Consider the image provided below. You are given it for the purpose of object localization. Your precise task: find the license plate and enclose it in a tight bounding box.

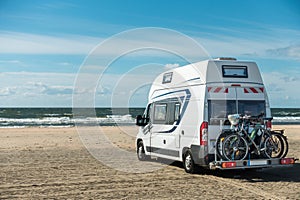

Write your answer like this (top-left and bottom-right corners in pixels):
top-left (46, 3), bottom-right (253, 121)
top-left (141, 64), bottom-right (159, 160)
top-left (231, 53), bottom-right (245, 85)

top-left (250, 160), bottom-right (268, 166)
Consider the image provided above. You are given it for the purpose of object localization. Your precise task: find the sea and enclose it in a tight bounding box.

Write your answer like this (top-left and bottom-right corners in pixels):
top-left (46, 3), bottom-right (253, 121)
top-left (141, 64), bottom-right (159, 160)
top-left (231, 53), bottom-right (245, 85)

top-left (0, 108), bottom-right (299, 128)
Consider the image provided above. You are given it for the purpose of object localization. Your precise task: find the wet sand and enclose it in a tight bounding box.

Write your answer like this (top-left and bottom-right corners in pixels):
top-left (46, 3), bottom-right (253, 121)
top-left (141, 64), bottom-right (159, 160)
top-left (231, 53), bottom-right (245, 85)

top-left (0, 125), bottom-right (299, 199)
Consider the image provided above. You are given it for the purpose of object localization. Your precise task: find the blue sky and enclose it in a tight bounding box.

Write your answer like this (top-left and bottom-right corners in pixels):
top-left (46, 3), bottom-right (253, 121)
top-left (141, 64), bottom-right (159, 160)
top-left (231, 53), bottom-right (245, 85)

top-left (0, 0), bottom-right (299, 107)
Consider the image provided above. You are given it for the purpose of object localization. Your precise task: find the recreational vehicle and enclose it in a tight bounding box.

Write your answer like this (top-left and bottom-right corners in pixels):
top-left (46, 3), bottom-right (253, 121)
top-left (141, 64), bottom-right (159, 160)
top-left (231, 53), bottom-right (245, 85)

top-left (136, 58), bottom-right (295, 173)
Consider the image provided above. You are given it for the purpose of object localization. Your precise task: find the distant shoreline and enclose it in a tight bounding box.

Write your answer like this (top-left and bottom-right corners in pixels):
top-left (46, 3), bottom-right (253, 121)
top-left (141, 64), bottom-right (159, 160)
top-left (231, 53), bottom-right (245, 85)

top-left (0, 107), bottom-right (299, 128)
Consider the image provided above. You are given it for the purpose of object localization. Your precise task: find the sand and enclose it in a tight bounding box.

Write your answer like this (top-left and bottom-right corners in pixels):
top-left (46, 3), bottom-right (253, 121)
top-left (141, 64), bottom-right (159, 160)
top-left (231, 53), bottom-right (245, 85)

top-left (0, 125), bottom-right (299, 199)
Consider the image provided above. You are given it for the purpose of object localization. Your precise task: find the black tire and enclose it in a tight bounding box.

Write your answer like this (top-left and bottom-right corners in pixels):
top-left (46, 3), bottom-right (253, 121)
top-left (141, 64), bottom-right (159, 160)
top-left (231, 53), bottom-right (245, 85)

top-left (137, 141), bottom-right (149, 161)
top-left (222, 134), bottom-right (249, 161)
top-left (216, 130), bottom-right (232, 160)
top-left (263, 132), bottom-right (288, 159)
top-left (272, 132), bottom-right (289, 158)
top-left (183, 150), bottom-right (196, 173)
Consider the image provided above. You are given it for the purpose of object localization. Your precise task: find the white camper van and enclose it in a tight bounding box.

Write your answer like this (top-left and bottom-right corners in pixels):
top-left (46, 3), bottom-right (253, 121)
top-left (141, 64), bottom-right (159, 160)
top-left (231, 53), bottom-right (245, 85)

top-left (136, 58), bottom-right (295, 173)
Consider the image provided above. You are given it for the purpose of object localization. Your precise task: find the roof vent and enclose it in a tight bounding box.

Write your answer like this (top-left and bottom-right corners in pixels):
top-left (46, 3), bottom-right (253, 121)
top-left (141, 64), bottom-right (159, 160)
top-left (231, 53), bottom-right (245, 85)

top-left (215, 57), bottom-right (237, 61)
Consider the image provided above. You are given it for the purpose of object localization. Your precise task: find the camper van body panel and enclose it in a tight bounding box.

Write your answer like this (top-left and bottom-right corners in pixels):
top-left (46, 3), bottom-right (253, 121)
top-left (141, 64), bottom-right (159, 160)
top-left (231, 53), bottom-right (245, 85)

top-left (136, 59), bottom-right (272, 167)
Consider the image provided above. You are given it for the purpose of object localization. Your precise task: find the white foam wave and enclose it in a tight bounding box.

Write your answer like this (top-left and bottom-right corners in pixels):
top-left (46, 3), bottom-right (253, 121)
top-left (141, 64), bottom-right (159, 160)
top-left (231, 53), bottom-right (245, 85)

top-left (273, 116), bottom-right (300, 123)
top-left (0, 114), bottom-right (136, 127)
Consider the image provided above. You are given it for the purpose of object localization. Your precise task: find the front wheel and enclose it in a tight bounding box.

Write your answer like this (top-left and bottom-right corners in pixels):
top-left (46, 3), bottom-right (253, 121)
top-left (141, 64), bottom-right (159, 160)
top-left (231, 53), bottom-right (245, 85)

top-left (137, 141), bottom-right (149, 161)
top-left (183, 150), bottom-right (196, 173)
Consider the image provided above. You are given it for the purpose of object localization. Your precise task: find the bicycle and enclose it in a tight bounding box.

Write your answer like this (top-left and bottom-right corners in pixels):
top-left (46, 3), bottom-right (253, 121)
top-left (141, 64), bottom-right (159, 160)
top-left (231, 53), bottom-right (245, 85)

top-left (216, 114), bottom-right (288, 161)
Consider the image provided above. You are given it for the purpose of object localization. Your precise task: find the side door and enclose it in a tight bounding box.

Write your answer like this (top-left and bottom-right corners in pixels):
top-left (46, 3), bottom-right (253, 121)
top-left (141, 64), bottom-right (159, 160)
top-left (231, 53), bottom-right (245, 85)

top-left (149, 101), bottom-right (181, 158)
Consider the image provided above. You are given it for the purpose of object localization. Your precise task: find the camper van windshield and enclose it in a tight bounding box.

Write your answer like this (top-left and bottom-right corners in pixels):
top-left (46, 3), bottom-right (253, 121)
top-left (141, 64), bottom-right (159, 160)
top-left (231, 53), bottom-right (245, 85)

top-left (208, 100), bottom-right (265, 125)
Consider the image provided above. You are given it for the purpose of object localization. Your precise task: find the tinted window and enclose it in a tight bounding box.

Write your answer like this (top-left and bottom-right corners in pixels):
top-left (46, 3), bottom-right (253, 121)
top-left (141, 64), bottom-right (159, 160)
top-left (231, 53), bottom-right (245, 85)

top-left (154, 104), bottom-right (167, 124)
top-left (208, 100), bottom-right (236, 125)
top-left (144, 103), bottom-right (153, 124)
top-left (222, 65), bottom-right (248, 78)
top-left (174, 103), bottom-right (181, 122)
top-left (152, 98), bottom-right (181, 125)
top-left (208, 100), bottom-right (266, 125)
top-left (238, 100), bottom-right (265, 116)
top-left (162, 72), bottom-right (173, 84)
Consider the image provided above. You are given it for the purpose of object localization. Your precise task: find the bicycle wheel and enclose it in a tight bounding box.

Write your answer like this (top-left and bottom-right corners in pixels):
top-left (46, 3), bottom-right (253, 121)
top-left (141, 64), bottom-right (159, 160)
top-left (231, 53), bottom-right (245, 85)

top-left (272, 131), bottom-right (289, 158)
top-left (222, 134), bottom-right (249, 161)
top-left (263, 132), bottom-right (288, 158)
top-left (215, 130), bottom-right (232, 160)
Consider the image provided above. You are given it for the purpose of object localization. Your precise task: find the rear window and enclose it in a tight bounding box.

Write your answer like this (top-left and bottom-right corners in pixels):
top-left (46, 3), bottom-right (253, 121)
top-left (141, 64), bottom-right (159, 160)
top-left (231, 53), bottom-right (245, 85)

top-left (208, 100), bottom-right (236, 125)
top-left (208, 100), bottom-right (265, 125)
top-left (222, 65), bottom-right (248, 78)
top-left (238, 100), bottom-right (265, 116)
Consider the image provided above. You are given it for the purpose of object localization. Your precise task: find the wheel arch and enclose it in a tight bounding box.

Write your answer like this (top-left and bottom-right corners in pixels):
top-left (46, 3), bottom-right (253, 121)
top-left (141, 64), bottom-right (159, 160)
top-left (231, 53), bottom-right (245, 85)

top-left (136, 138), bottom-right (143, 149)
top-left (182, 147), bottom-right (190, 160)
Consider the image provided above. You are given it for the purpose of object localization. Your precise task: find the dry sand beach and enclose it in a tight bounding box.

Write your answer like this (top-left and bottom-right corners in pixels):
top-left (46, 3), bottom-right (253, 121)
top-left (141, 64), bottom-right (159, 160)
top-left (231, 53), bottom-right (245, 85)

top-left (0, 125), bottom-right (299, 199)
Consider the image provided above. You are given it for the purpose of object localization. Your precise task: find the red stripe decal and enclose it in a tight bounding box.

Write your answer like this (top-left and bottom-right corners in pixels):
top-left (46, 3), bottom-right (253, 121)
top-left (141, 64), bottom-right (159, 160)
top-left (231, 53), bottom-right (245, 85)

top-left (244, 88), bottom-right (249, 93)
top-left (250, 88), bottom-right (258, 93)
top-left (259, 87), bottom-right (264, 92)
top-left (224, 88), bottom-right (228, 93)
top-left (214, 87), bottom-right (222, 93)
top-left (208, 87), bottom-right (212, 92)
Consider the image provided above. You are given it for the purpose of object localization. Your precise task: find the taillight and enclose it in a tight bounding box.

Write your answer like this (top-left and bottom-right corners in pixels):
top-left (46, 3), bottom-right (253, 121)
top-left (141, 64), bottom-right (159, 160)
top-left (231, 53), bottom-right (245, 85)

top-left (280, 158), bottom-right (295, 165)
top-left (266, 120), bottom-right (272, 130)
top-left (200, 121), bottom-right (208, 146)
top-left (221, 162), bottom-right (236, 168)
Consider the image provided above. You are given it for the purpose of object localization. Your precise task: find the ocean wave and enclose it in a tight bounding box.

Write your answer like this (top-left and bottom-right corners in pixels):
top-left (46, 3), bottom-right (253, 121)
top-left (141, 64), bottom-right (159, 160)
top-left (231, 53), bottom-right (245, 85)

top-left (1, 114), bottom-right (300, 128)
top-left (272, 116), bottom-right (300, 124)
top-left (0, 114), bottom-right (136, 128)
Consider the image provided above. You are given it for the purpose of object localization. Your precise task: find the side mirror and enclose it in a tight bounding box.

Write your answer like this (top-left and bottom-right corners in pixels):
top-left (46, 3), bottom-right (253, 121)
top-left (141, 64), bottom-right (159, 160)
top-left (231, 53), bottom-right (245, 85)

top-left (136, 115), bottom-right (149, 126)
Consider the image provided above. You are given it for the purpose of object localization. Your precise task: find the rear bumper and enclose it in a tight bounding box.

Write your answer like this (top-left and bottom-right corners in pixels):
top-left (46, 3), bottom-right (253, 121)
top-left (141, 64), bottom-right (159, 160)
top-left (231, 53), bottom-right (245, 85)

top-left (209, 157), bottom-right (297, 170)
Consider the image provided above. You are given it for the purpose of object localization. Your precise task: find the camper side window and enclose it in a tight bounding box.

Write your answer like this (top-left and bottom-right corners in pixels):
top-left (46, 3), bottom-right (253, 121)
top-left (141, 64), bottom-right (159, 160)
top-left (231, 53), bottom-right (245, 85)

top-left (174, 103), bottom-right (181, 122)
top-left (145, 103), bottom-right (153, 123)
top-left (153, 104), bottom-right (167, 124)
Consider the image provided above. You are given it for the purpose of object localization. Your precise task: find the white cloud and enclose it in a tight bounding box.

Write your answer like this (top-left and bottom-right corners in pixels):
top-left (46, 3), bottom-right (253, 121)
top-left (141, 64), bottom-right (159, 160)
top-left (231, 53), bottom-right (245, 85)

top-left (0, 71), bottom-right (151, 107)
top-left (58, 62), bottom-right (72, 66)
top-left (0, 27), bottom-right (299, 107)
top-left (0, 87), bottom-right (16, 96)
top-left (0, 27), bottom-right (299, 62)
top-left (165, 63), bottom-right (180, 69)
top-left (0, 31), bottom-right (99, 54)
top-left (262, 71), bottom-right (300, 107)
top-left (28, 82), bottom-right (74, 96)
top-left (0, 72), bottom-right (76, 106)
top-left (0, 68), bottom-right (299, 107)
top-left (191, 25), bottom-right (300, 60)
top-left (0, 60), bottom-right (23, 64)
top-left (266, 44), bottom-right (300, 60)
top-left (0, 29), bottom-right (209, 61)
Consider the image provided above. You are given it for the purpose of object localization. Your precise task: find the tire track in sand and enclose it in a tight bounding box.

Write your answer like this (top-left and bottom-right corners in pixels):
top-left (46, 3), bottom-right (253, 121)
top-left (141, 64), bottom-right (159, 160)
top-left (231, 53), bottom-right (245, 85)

top-left (205, 173), bottom-right (283, 200)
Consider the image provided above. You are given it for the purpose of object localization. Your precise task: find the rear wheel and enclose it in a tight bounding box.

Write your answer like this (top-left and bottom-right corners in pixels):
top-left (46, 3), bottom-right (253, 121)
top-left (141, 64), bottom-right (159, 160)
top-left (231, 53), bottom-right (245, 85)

top-left (272, 132), bottom-right (289, 158)
top-left (183, 150), bottom-right (196, 173)
top-left (263, 133), bottom-right (287, 158)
